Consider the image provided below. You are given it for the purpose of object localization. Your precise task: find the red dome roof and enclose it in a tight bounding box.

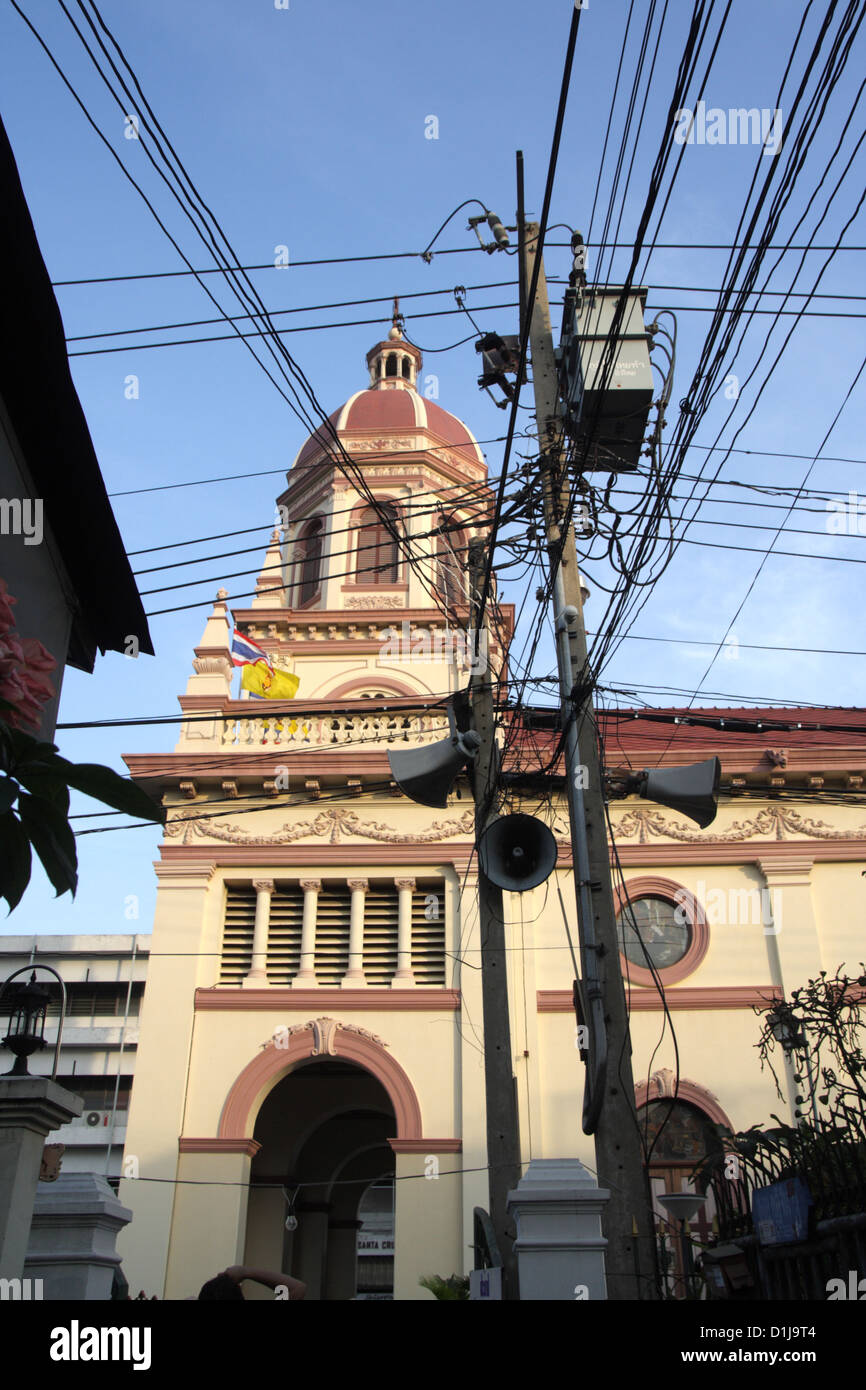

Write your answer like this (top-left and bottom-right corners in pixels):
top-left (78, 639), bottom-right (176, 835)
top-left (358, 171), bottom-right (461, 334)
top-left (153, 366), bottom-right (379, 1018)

top-left (292, 385), bottom-right (485, 472)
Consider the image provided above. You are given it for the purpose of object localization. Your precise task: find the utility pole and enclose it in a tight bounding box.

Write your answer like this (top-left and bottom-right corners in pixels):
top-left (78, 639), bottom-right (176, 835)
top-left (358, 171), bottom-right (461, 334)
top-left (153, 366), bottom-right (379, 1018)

top-left (520, 213), bottom-right (658, 1300)
top-left (468, 536), bottom-right (521, 1300)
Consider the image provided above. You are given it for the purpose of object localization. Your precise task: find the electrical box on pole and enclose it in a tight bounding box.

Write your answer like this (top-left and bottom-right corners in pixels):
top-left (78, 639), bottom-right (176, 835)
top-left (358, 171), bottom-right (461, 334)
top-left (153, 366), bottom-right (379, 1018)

top-left (557, 285), bottom-right (654, 472)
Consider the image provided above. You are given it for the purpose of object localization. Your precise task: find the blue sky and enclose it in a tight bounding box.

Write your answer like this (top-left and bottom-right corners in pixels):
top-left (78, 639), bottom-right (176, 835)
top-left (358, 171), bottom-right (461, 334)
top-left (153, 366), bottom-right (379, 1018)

top-left (1, 0), bottom-right (864, 938)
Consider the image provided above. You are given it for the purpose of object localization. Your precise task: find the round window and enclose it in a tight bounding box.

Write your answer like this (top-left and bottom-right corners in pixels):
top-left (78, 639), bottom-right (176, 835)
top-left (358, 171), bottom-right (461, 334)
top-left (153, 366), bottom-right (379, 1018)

top-left (616, 895), bottom-right (690, 971)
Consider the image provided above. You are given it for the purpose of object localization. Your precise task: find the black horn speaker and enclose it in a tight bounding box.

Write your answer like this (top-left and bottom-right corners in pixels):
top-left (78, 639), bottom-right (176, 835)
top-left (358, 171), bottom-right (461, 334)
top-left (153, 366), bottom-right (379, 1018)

top-left (640, 756), bottom-right (721, 829)
top-left (478, 814), bottom-right (558, 892)
top-left (388, 702), bottom-right (481, 809)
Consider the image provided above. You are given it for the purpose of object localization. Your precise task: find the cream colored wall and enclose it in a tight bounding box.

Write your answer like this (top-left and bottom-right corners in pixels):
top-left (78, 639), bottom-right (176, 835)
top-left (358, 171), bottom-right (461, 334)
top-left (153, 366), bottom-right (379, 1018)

top-left (165, 1149), bottom-right (253, 1300)
top-left (811, 860), bottom-right (866, 972)
top-left (120, 770), bottom-right (866, 1297)
top-left (116, 864), bottom-right (220, 1297)
top-left (536, 1007), bottom-right (785, 1171)
top-left (393, 1151), bottom-right (462, 1300)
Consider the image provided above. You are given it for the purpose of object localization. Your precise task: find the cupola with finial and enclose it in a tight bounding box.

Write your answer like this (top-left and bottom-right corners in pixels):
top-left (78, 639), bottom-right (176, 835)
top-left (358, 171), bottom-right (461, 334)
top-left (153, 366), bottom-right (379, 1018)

top-left (365, 297), bottom-right (422, 390)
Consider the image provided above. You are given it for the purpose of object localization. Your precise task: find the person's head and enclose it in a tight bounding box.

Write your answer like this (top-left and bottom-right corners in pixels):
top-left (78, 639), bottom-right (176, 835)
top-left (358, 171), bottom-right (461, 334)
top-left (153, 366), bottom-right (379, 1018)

top-left (198, 1273), bottom-right (244, 1301)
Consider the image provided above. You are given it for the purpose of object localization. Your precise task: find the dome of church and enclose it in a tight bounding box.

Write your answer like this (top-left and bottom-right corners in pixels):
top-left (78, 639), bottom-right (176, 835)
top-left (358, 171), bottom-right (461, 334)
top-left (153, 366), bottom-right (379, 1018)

top-left (291, 314), bottom-right (485, 474)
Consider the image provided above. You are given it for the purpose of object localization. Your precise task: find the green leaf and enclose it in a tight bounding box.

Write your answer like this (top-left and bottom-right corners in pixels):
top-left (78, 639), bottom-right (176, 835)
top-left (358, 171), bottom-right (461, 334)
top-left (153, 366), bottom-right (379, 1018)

top-left (0, 809), bottom-right (33, 912)
top-left (15, 765), bottom-right (70, 814)
top-left (17, 792), bottom-right (78, 899)
top-left (0, 775), bottom-right (18, 814)
top-left (52, 761), bottom-right (164, 825)
top-left (3, 726), bottom-right (59, 765)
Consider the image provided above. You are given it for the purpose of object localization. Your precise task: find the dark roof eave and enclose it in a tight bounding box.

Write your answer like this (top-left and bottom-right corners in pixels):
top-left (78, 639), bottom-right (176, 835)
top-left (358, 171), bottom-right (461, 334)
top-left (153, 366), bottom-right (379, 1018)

top-left (0, 116), bottom-right (153, 670)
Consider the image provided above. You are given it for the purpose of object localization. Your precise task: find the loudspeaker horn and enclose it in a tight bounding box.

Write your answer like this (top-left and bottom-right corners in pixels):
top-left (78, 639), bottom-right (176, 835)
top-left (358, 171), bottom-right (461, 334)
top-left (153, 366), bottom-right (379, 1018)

top-left (478, 814), bottom-right (558, 893)
top-left (638, 756), bottom-right (721, 829)
top-left (388, 704), bottom-right (481, 809)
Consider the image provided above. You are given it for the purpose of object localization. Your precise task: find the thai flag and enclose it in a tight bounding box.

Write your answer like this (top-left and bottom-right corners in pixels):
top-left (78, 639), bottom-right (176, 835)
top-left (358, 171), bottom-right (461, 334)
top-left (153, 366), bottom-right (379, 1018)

top-left (231, 628), bottom-right (269, 668)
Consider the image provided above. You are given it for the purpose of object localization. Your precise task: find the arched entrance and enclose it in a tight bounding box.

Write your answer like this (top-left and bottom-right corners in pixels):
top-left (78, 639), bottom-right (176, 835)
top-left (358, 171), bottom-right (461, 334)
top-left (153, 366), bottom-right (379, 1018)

top-left (637, 1073), bottom-right (730, 1298)
top-left (244, 1058), bottom-right (397, 1300)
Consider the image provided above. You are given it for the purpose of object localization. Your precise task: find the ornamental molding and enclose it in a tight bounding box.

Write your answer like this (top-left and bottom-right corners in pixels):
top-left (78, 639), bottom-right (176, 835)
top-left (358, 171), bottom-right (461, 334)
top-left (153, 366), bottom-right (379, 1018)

top-left (345, 595), bottom-right (404, 609)
top-left (165, 805), bottom-right (475, 846)
top-left (606, 804), bottom-right (866, 844)
top-left (648, 1067), bottom-right (678, 1099)
top-left (345, 438), bottom-right (416, 453)
top-left (192, 655), bottom-right (233, 677)
top-left (260, 1016), bottom-right (388, 1056)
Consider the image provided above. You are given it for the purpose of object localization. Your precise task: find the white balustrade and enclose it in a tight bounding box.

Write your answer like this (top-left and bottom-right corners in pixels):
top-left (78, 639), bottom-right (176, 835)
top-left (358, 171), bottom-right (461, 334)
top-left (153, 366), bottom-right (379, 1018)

top-left (218, 710), bottom-right (449, 750)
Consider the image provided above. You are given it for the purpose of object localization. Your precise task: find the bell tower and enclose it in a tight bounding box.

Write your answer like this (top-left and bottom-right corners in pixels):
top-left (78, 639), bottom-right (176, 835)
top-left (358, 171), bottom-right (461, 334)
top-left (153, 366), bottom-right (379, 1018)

top-left (218, 311), bottom-right (505, 705)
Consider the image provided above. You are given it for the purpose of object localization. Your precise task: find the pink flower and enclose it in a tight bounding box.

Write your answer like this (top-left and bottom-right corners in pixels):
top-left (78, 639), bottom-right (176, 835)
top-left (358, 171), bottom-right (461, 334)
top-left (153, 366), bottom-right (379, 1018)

top-left (18, 668), bottom-right (55, 709)
top-left (0, 586), bottom-right (58, 729)
top-left (0, 633), bottom-right (25, 679)
top-left (0, 671), bottom-right (43, 731)
top-left (0, 580), bottom-right (16, 637)
top-left (20, 638), bottom-right (57, 676)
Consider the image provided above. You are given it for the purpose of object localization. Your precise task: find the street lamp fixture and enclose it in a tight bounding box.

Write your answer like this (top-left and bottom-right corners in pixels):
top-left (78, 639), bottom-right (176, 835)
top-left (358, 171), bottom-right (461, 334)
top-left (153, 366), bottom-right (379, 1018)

top-left (0, 965), bottom-right (67, 1077)
top-left (658, 1192), bottom-right (707, 1299)
top-left (1, 972), bottom-right (50, 1075)
top-left (767, 1004), bottom-right (806, 1054)
top-left (767, 1003), bottom-right (820, 1126)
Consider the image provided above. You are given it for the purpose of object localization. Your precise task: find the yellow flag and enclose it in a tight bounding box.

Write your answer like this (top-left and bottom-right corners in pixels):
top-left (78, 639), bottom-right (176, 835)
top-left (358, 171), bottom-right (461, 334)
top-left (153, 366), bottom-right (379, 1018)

top-left (241, 659), bottom-right (299, 700)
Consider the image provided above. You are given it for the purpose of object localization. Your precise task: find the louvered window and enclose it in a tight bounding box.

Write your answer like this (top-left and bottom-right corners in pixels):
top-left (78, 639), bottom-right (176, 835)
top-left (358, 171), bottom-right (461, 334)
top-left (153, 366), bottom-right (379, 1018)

top-left (314, 885), bottom-right (351, 985)
top-left (412, 881), bottom-right (446, 986)
top-left (219, 878), bottom-right (446, 987)
top-left (357, 504), bottom-right (400, 583)
top-left (363, 886), bottom-right (400, 985)
top-left (268, 885), bottom-right (304, 984)
top-left (220, 885), bottom-right (256, 983)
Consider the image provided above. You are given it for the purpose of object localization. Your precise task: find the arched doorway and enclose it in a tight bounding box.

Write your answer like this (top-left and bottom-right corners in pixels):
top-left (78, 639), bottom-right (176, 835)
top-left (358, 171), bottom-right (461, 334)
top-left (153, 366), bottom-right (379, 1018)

top-left (637, 1074), bottom-right (729, 1298)
top-left (245, 1059), bottom-right (396, 1300)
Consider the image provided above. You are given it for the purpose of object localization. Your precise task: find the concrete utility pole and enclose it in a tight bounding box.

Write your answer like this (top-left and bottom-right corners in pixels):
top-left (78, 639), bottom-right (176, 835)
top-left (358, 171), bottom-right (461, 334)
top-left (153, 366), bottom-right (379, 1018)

top-left (468, 537), bottom-right (521, 1300)
top-left (520, 218), bottom-right (658, 1301)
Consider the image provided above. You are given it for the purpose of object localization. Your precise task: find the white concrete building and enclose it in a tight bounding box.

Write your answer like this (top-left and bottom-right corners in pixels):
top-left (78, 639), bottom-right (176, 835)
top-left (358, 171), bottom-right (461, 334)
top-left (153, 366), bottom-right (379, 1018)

top-left (0, 935), bottom-right (148, 1179)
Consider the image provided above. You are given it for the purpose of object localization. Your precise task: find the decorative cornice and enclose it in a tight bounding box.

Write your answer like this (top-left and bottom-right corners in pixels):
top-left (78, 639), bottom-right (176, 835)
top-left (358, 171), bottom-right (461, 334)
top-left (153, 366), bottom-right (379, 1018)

top-left (230, 605), bottom-right (514, 628)
top-left (757, 857), bottom-right (814, 880)
top-left (178, 1138), bottom-right (262, 1157)
top-left (162, 844), bottom-right (476, 871)
top-left (388, 1138), bottom-right (462, 1154)
top-left (609, 841), bottom-right (866, 866)
top-left (537, 985), bottom-right (780, 1012)
top-left (152, 862), bottom-right (217, 883)
top-left (195, 988), bottom-right (461, 1012)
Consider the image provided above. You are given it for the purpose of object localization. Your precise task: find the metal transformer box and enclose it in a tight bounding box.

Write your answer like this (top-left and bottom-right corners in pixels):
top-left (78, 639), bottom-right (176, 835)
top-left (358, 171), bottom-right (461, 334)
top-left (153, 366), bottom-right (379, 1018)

top-left (558, 286), bottom-right (654, 472)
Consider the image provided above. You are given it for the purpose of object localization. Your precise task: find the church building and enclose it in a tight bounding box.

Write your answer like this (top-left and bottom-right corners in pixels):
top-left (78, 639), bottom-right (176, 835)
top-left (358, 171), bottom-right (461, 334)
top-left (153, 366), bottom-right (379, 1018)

top-left (117, 320), bottom-right (866, 1300)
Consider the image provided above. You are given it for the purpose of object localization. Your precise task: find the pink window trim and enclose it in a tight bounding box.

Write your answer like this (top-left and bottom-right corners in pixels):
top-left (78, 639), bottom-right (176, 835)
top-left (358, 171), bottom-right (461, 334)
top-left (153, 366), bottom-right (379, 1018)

top-left (613, 874), bottom-right (709, 987)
